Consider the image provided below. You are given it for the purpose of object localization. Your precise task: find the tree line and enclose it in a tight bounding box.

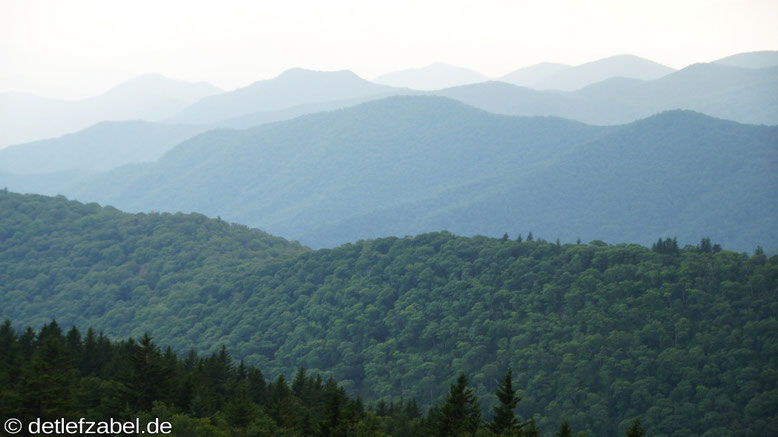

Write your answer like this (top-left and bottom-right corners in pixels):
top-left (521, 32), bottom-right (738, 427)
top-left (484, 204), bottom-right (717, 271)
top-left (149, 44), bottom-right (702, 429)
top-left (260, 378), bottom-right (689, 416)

top-left (0, 320), bottom-right (649, 437)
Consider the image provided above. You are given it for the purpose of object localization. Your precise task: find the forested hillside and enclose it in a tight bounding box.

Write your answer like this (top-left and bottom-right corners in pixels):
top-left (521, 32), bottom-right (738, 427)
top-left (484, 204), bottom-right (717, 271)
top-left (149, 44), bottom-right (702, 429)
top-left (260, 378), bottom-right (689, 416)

top-left (0, 191), bottom-right (305, 331)
top-left (1, 191), bottom-right (776, 436)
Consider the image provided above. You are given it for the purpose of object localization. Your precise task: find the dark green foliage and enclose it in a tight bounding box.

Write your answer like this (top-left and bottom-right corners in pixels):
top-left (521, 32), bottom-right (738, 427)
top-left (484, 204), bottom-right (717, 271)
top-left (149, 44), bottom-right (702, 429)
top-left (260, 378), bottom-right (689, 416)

top-left (556, 419), bottom-right (573, 437)
top-left (434, 374), bottom-right (481, 437)
top-left (651, 236), bottom-right (679, 255)
top-left (491, 368), bottom-right (521, 435)
top-left (625, 418), bottom-right (645, 437)
top-left (1, 191), bottom-right (777, 436)
top-left (0, 322), bottom-right (400, 436)
top-left (19, 323), bottom-right (78, 420)
top-left (523, 418), bottom-right (539, 437)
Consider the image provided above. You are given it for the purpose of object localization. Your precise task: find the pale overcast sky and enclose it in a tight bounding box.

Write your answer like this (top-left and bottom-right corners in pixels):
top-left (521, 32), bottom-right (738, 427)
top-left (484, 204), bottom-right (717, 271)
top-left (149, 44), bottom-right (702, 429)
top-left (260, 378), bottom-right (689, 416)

top-left (1, 0), bottom-right (777, 99)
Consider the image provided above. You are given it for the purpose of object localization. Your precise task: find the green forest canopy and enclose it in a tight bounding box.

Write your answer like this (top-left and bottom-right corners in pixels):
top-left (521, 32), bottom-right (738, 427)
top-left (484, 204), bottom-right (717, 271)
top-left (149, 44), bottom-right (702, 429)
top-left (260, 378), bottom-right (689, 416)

top-left (1, 190), bottom-right (776, 436)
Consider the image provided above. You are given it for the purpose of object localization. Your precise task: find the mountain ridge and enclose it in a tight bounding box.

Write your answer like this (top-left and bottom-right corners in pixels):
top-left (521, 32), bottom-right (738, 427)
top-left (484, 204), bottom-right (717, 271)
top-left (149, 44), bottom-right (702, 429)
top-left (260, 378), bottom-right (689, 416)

top-left (5, 96), bottom-right (771, 252)
top-left (0, 73), bottom-right (221, 148)
top-left (167, 68), bottom-right (399, 125)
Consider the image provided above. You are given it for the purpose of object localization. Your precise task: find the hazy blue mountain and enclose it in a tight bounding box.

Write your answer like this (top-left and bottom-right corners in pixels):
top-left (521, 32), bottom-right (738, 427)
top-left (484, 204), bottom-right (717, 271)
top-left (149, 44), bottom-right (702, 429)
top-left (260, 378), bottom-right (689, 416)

top-left (0, 74), bottom-right (221, 148)
top-left (212, 92), bottom-right (417, 129)
top-left (531, 54), bottom-right (675, 90)
top-left (433, 81), bottom-right (632, 123)
top-left (574, 63), bottom-right (778, 125)
top-left (434, 63), bottom-right (778, 125)
top-left (498, 62), bottom-right (570, 87)
top-left (714, 50), bottom-right (778, 69)
top-left (18, 96), bottom-right (772, 253)
top-left (0, 120), bottom-right (207, 174)
top-left (0, 169), bottom-right (95, 197)
top-left (373, 62), bottom-right (488, 90)
top-left (168, 68), bottom-right (397, 124)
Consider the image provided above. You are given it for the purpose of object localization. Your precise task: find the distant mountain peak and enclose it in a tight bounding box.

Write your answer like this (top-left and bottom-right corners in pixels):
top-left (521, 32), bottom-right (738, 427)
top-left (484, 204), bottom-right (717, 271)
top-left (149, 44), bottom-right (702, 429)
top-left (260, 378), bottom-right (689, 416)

top-left (167, 68), bottom-right (395, 125)
top-left (373, 63), bottom-right (488, 91)
top-left (272, 68), bottom-right (366, 84)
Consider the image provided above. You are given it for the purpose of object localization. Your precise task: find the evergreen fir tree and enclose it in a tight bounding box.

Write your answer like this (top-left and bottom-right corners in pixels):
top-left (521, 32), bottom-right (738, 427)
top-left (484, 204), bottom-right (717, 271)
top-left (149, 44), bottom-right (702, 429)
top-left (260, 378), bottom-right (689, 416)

top-left (19, 334), bottom-right (77, 420)
top-left (556, 419), bottom-right (573, 437)
top-left (437, 373), bottom-right (481, 437)
top-left (625, 418), bottom-right (645, 437)
top-left (490, 367), bottom-right (521, 435)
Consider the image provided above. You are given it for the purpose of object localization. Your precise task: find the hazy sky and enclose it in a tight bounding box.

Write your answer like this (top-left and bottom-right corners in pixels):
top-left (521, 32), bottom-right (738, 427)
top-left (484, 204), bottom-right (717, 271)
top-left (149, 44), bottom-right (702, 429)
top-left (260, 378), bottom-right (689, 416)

top-left (2, 0), bottom-right (777, 99)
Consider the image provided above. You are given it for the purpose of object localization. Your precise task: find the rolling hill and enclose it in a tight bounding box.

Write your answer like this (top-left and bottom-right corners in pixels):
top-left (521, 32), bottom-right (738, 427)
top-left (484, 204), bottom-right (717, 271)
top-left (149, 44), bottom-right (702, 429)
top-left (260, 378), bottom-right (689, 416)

top-left (0, 74), bottom-right (221, 148)
top-left (0, 120), bottom-right (207, 174)
top-left (9, 95), bottom-right (773, 253)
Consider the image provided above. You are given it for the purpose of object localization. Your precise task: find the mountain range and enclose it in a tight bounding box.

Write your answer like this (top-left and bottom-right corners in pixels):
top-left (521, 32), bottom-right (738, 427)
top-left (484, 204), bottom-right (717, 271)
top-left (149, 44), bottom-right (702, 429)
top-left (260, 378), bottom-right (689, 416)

top-left (3, 51), bottom-right (774, 154)
top-left (500, 54), bottom-right (675, 90)
top-left (437, 62), bottom-right (778, 125)
top-left (5, 96), bottom-right (773, 252)
top-left (0, 74), bottom-right (220, 148)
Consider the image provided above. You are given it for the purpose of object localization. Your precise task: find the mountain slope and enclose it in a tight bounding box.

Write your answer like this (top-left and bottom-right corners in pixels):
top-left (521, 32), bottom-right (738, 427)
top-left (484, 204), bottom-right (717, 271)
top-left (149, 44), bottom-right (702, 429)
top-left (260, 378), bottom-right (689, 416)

top-left (61, 96), bottom-right (601, 244)
top-left (0, 74), bottom-right (221, 148)
top-left (168, 68), bottom-right (398, 124)
top-left (0, 120), bottom-right (207, 174)
top-left (498, 62), bottom-right (570, 87)
top-left (373, 62), bottom-right (489, 90)
top-left (0, 190), bottom-right (776, 436)
top-left (531, 54), bottom-right (675, 90)
top-left (21, 96), bottom-right (774, 253)
top-left (714, 50), bottom-right (778, 69)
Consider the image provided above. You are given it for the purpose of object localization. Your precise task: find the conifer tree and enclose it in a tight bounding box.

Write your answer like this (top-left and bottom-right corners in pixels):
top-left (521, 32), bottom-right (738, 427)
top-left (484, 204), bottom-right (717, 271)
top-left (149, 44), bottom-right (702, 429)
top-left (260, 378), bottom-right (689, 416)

top-left (437, 373), bottom-right (481, 437)
top-left (491, 367), bottom-right (521, 435)
top-left (126, 333), bottom-right (171, 411)
top-left (625, 418), bottom-right (645, 437)
top-left (19, 334), bottom-right (77, 420)
top-left (556, 419), bottom-right (573, 437)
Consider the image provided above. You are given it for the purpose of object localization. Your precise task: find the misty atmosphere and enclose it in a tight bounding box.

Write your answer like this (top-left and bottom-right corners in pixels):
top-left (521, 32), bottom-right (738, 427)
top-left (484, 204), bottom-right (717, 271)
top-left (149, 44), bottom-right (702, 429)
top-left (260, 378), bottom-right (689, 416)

top-left (1, 1), bottom-right (776, 436)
